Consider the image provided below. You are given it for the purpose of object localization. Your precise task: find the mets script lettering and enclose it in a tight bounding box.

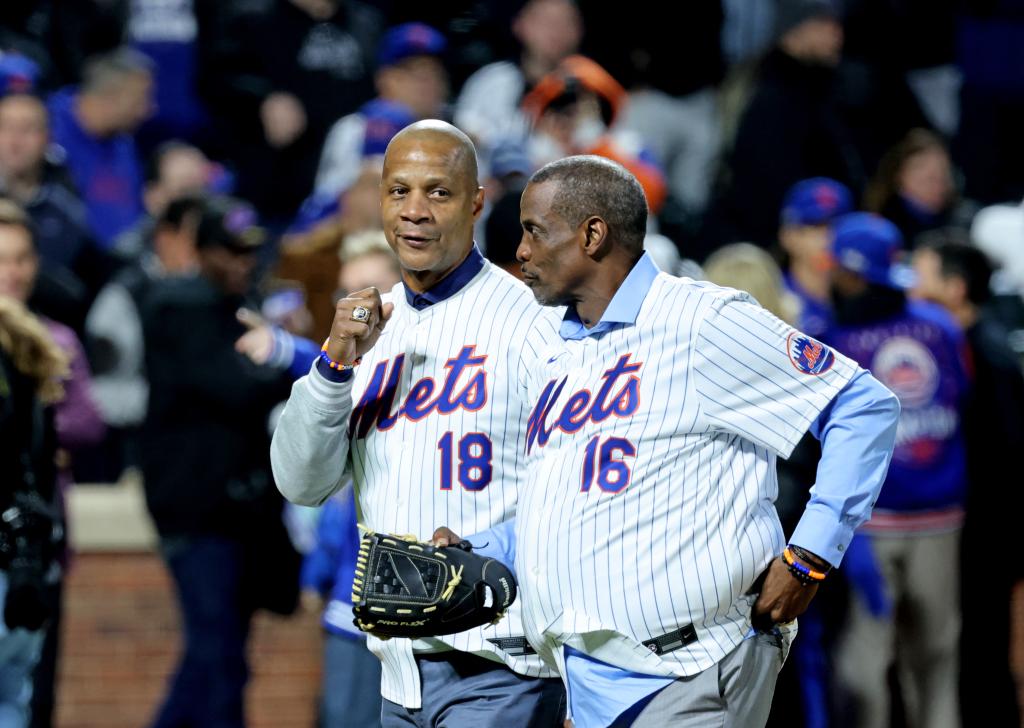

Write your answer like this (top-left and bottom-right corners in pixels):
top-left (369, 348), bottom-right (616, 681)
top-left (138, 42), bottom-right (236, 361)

top-left (526, 353), bottom-right (642, 454)
top-left (349, 345), bottom-right (488, 439)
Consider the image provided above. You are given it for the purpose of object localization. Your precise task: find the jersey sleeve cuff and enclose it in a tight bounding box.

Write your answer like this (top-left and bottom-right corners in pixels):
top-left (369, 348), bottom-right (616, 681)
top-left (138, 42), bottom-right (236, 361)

top-left (266, 326), bottom-right (296, 370)
top-left (315, 356), bottom-right (355, 383)
top-left (789, 504), bottom-right (855, 568)
top-left (465, 520), bottom-right (517, 580)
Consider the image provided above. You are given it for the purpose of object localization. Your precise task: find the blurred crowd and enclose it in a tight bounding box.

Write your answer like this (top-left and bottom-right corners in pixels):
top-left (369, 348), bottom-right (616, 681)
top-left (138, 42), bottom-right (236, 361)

top-left (0, 0), bottom-right (1023, 726)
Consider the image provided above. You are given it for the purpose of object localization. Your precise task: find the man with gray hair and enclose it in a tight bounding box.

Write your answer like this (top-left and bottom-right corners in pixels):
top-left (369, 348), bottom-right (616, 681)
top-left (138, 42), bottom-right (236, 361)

top-left (47, 48), bottom-right (154, 249)
top-left (434, 155), bottom-right (900, 726)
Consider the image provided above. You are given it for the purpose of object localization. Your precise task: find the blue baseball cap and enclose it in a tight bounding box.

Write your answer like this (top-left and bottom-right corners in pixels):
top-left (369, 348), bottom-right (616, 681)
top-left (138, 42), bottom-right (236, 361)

top-left (0, 53), bottom-right (40, 97)
top-left (830, 212), bottom-right (916, 289)
top-left (488, 139), bottom-right (532, 179)
top-left (781, 177), bottom-right (853, 226)
top-left (360, 98), bottom-right (416, 157)
top-left (377, 23), bottom-right (446, 68)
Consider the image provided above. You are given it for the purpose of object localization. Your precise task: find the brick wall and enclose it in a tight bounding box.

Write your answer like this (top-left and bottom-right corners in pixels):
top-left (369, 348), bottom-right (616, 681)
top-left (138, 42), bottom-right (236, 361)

top-left (56, 552), bottom-right (323, 728)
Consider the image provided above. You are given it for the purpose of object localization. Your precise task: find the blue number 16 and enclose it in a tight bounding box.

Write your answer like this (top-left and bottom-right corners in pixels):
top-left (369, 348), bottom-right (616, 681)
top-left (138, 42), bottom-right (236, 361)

top-left (581, 436), bottom-right (636, 493)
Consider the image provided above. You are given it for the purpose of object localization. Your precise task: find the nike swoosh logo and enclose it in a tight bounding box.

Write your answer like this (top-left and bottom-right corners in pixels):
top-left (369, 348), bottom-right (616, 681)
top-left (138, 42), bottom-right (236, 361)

top-left (547, 356), bottom-right (559, 363)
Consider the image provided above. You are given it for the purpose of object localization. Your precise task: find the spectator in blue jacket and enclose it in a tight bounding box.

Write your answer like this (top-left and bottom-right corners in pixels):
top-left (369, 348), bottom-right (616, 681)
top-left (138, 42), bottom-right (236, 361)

top-left (47, 48), bottom-right (153, 250)
top-left (827, 212), bottom-right (968, 728)
top-left (126, 0), bottom-right (211, 150)
top-left (778, 177), bottom-right (853, 338)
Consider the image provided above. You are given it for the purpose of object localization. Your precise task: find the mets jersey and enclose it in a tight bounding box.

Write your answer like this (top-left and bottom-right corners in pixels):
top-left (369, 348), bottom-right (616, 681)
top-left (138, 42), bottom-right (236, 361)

top-left (828, 299), bottom-right (968, 529)
top-left (515, 253), bottom-right (860, 680)
top-left (271, 248), bottom-right (562, 708)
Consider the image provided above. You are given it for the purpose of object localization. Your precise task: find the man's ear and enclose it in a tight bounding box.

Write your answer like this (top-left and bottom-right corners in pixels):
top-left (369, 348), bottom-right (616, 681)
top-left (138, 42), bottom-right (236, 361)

top-left (581, 216), bottom-right (609, 258)
top-left (472, 186), bottom-right (485, 220)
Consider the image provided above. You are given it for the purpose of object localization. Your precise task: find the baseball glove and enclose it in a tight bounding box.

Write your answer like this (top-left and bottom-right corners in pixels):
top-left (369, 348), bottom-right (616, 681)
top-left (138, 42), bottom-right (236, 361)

top-left (351, 531), bottom-right (517, 638)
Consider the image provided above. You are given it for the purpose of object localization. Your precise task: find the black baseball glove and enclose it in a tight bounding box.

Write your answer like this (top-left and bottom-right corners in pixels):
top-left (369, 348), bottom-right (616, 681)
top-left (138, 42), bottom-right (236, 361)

top-left (351, 531), bottom-right (516, 639)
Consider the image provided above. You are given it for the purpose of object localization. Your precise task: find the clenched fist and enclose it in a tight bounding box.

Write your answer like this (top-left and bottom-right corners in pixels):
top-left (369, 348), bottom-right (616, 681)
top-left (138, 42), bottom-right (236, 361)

top-left (325, 287), bottom-right (394, 366)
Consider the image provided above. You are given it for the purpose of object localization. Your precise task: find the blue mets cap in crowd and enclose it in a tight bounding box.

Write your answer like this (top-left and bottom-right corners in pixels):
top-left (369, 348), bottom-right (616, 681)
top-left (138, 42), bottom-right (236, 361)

top-left (0, 53), bottom-right (40, 97)
top-left (488, 139), bottom-right (532, 179)
top-left (377, 23), bottom-right (447, 68)
top-left (781, 177), bottom-right (853, 226)
top-left (360, 98), bottom-right (416, 157)
top-left (830, 212), bottom-right (916, 289)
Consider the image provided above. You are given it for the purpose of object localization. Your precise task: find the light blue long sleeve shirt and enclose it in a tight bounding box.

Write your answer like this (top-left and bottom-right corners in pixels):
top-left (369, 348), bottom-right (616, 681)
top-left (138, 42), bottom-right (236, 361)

top-left (467, 369), bottom-right (898, 727)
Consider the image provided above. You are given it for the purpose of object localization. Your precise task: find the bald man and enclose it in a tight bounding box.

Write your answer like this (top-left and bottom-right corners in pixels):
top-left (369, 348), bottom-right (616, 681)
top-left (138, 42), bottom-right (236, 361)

top-left (271, 121), bottom-right (566, 726)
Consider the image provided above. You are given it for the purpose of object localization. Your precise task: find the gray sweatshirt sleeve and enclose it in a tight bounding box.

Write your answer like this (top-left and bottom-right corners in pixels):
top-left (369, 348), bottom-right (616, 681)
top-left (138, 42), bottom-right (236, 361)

top-left (270, 363), bottom-right (354, 506)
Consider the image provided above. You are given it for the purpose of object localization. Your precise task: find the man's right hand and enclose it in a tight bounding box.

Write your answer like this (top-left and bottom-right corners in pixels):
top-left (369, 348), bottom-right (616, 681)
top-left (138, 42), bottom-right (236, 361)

top-left (431, 526), bottom-right (462, 547)
top-left (326, 287), bottom-right (394, 366)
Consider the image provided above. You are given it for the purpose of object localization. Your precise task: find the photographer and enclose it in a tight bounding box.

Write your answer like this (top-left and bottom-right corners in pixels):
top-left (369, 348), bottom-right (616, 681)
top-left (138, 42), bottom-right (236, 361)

top-left (0, 297), bottom-right (66, 727)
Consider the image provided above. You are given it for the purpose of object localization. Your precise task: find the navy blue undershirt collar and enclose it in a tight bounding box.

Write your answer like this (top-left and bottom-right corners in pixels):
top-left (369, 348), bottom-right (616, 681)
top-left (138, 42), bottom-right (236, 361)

top-left (403, 244), bottom-right (485, 310)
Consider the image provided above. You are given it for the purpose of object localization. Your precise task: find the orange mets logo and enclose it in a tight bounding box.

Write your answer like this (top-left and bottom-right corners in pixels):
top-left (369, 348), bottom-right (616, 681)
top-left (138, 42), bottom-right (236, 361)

top-left (786, 332), bottom-right (835, 376)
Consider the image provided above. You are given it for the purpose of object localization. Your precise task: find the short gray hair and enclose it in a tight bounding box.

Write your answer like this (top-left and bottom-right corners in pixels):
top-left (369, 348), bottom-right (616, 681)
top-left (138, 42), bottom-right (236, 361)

top-left (81, 48), bottom-right (154, 95)
top-left (529, 155), bottom-right (647, 253)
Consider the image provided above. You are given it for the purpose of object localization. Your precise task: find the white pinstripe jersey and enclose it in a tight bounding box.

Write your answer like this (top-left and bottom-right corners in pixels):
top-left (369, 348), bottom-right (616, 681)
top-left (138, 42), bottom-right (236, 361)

top-left (515, 271), bottom-right (859, 680)
top-left (343, 260), bottom-right (562, 707)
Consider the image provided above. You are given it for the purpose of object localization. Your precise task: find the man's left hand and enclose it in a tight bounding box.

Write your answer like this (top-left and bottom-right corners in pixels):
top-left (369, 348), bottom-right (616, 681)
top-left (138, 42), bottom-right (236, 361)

top-left (752, 558), bottom-right (819, 628)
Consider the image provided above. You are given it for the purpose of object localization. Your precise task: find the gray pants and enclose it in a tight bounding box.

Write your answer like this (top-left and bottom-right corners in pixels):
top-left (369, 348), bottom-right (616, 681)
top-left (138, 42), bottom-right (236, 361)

top-left (321, 633), bottom-right (382, 728)
top-left (630, 631), bottom-right (783, 728)
top-left (834, 530), bottom-right (961, 728)
top-left (382, 652), bottom-right (565, 728)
